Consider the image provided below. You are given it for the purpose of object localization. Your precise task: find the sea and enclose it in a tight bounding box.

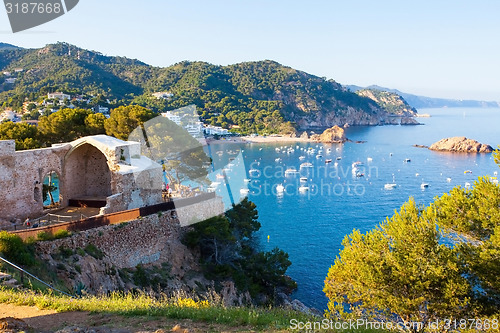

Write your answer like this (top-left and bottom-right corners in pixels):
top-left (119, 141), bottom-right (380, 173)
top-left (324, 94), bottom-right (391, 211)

top-left (207, 107), bottom-right (500, 310)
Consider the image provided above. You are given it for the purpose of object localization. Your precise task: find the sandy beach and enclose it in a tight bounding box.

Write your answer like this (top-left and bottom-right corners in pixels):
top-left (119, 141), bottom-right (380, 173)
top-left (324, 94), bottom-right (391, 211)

top-left (206, 135), bottom-right (314, 145)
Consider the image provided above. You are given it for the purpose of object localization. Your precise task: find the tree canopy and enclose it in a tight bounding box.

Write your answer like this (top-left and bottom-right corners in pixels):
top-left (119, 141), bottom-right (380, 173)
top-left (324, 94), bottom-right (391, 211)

top-left (324, 154), bottom-right (500, 331)
top-left (183, 198), bottom-right (295, 304)
top-left (104, 105), bottom-right (156, 140)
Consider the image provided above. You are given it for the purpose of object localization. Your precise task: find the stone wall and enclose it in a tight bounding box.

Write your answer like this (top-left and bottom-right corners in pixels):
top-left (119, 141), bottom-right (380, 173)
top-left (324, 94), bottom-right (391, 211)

top-left (0, 135), bottom-right (163, 221)
top-left (35, 213), bottom-right (200, 294)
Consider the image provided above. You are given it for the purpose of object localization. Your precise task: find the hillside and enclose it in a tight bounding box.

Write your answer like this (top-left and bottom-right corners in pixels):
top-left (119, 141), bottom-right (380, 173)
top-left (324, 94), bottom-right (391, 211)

top-left (0, 42), bottom-right (413, 134)
top-left (355, 88), bottom-right (417, 116)
top-left (0, 42), bottom-right (21, 50)
top-left (348, 84), bottom-right (500, 109)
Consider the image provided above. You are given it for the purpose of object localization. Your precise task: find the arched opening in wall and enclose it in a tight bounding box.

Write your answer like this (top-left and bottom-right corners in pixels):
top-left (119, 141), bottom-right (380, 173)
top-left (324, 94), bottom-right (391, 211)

top-left (33, 186), bottom-right (41, 203)
top-left (42, 171), bottom-right (60, 209)
top-left (64, 143), bottom-right (112, 207)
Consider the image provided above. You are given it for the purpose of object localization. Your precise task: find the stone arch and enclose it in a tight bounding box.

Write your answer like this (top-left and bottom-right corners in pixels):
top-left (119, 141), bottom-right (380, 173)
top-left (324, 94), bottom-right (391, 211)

top-left (42, 170), bottom-right (61, 208)
top-left (62, 142), bottom-right (112, 205)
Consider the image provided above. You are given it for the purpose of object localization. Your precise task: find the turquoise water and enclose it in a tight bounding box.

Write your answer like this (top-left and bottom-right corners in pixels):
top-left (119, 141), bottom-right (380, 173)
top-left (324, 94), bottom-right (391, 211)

top-left (208, 107), bottom-right (500, 310)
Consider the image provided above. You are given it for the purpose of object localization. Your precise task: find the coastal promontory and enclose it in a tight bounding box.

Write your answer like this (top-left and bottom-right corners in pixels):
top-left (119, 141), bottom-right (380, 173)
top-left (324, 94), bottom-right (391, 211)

top-left (311, 125), bottom-right (347, 143)
top-left (429, 137), bottom-right (493, 153)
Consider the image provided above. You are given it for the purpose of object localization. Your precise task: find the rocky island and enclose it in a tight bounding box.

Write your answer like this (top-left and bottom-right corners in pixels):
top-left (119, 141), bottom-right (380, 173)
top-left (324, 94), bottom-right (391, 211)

top-left (429, 136), bottom-right (493, 153)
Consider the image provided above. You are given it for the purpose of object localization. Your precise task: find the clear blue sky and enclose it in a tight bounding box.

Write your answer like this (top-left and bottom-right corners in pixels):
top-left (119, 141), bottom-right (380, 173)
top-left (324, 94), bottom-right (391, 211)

top-left (1, 0), bottom-right (499, 101)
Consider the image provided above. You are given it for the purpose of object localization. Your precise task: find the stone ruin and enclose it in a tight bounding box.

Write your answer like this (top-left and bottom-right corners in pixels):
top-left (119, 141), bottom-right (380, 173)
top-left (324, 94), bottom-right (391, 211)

top-left (0, 135), bottom-right (163, 221)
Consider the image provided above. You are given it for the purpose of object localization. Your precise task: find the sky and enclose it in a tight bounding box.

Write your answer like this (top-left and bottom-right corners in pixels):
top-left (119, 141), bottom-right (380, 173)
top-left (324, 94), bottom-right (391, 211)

top-left (1, 0), bottom-right (499, 101)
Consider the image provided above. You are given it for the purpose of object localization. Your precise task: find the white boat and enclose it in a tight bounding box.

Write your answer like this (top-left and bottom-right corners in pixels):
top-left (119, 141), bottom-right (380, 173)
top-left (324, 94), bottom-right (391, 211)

top-left (300, 177), bottom-right (308, 183)
top-left (276, 184), bottom-right (285, 193)
top-left (327, 148), bottom-right (332, 153)
top-left (420, 183), bottom-right (429, 189)
top-left (285, 167), bottom-right (299, 176)
top-left (298, 185), bottom-right (309, 192)
top-left (275, 158), bottom-right (282, 162)
top-left (384, 183), bottom-right (397, 190)
top-left (216, 174), bottom-right (225, 179)
top-left (299, 156), bottom-right (306, 160)
top-left (415, 173), bottom-right (420, 177)
top-left (446, 177), bottom-right (452, 183)
top-left (404, 158), bottom-right (411, 163)
top-left (367, 157), bottom-right (373, 162)
top-left (316, 154), bottom-right (323, 159)
top-left (300, 162), bottom-right (313, 168)
top-left (465, 182), bottom-right (471, 189)
top-left (384, 175), bottom-right (397, 190)
top-left (352, 161), bottom-right (364, 168)
top-left (243, 178), bottom-right (251, 183)
top-left (325, 159), bottom-right (332, 164)
top-left (249, 169), bottom-right (259, 176)
top-left (240, 188), bottom-right (250, 195)
top-left (336, 156), bottom-right (342, 160)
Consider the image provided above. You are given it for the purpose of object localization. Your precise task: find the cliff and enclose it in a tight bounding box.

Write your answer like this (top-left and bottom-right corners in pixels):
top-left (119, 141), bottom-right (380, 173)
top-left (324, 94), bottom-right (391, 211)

top-left (355, 88), bottom-right (417, 116)
top-left (429, 137), bottom-right (493, 153)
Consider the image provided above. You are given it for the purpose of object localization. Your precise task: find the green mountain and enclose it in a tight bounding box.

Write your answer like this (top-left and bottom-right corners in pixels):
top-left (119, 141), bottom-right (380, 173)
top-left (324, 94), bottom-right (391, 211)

top-left (0, 42), bottom-right (412, 134)
top-left (0, 42), bottom-right (21, 50)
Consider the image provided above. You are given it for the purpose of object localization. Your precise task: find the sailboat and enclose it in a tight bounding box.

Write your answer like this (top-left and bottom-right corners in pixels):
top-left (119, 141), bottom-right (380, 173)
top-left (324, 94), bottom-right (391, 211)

top-left (384, 174), bottom-right (397, 190)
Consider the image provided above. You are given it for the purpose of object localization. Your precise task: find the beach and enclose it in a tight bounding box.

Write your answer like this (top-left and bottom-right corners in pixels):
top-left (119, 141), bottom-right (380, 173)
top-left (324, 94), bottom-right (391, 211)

top-left (206, 135), bottom-right (313, 145)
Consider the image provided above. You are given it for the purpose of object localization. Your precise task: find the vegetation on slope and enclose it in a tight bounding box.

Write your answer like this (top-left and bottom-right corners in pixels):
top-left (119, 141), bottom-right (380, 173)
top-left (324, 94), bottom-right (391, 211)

top-left (0, 42), bottom-right (393, 134)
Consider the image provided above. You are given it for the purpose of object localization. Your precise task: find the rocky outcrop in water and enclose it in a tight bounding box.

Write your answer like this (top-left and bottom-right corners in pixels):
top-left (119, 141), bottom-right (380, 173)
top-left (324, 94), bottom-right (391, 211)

top-left (310, 125), bottom-right (347, 143)
top-left (429, 137), bottom-right (493, 153)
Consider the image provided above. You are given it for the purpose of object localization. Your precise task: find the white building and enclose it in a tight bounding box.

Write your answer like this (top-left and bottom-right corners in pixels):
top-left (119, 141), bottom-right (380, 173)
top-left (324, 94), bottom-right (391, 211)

top-left (47, 92), bottom-right (71, 100)
top-left (152, 92), bottom-right (174, 99)
top-left (94, 105), bottom-right (110, 114)
top-left (204, 125), bottom-right (230, 136)
top-left (185, 121), bottom-right (204, 137)
top-left (161, 111), bottom-right (181, 125)
top-left (0, 110), bottom-right (19, 122)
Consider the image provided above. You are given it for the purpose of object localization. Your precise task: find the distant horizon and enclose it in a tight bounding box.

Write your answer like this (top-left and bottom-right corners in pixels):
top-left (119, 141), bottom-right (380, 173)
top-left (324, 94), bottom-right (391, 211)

top-left (1, 1), bottom-right (499, 101)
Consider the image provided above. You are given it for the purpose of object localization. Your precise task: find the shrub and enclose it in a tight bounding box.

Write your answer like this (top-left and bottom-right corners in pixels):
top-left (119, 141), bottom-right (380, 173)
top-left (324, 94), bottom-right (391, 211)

top-left (54, 230), bottom-right (70, 239)
top-left (84, 244), bottom-right (104, 260)
top-left (0, 231), bottom-right (35, 266)
top-left (36, 231), bottom-right (53, 241)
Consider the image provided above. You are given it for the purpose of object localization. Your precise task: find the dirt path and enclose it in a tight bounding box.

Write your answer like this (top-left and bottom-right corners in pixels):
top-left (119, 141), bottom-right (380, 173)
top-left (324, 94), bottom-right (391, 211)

top-left (0, 303), bottom-right (280, 332)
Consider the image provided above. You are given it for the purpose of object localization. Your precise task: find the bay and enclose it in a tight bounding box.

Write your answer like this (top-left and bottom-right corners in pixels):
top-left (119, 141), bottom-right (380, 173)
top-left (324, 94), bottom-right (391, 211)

top-left (208, 107), bottom-right (500, 310)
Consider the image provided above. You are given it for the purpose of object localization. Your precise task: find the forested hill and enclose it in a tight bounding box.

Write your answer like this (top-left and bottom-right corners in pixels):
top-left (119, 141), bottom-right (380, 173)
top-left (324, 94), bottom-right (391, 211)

top-left (0, 42), bottom-right (412, 134)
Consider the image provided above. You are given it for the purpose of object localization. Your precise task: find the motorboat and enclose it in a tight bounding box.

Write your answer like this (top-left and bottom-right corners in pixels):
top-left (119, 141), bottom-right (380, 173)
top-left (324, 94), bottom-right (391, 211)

top-left (276, 184), bottom-right (285, 193)
top-left (298, 185), bottom-right (309, 192)
top-left (299, 156), bottom-right (306, 160)
top-left (404, 158), bottom-right (411, 163)
top-left (300, 177), bottom-right (308, 183)
top-left (420, 183), bottom-right (429, 189)
top-left (325, 159), bottom-right (332, 164)
top-left (384, 183), bottom-right (397, 190)
top-left (285, 167), bottom-right (299, 176)
top-left (240, 188), bottom-right (250, 195)
top-left (300, 162), bottom-right (313, 168)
